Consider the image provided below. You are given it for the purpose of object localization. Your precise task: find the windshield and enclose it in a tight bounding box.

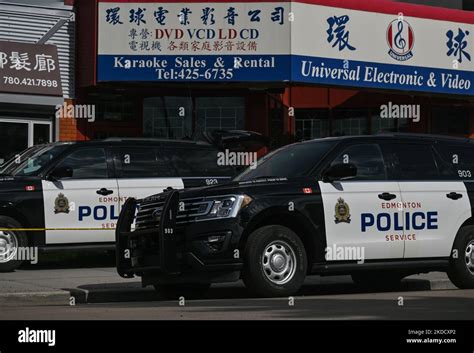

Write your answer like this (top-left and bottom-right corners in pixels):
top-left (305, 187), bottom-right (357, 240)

top-left (0, 145), bottom-right (69, 176)
top-left (0, 146), bottom-right (42, 174)
top-left (234, 140), bottom-right (336, 181)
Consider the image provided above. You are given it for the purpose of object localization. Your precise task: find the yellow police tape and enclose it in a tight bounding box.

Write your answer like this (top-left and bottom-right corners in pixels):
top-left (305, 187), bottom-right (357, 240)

top-left (0, 228), bottom-right (112, 231)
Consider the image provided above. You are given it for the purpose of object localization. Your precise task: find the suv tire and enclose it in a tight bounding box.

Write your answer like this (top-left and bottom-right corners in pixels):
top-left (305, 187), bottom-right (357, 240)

top-left (242, 225), bottom-right (307, 297)
top-left (0, 216), bottom-right (28, 272)
top-left (448, 226), bottom-right (474, 289)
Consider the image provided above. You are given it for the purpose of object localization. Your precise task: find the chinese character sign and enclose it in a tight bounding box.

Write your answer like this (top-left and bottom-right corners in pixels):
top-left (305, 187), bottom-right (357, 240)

top-left (0, 41), bottom-right (62, 96)
top-left (98, 2), bottom-right (291, 82)
top-left (97, 1), bottom-right (472, 96)
top-left (290, 2), bottom-right (473, 96)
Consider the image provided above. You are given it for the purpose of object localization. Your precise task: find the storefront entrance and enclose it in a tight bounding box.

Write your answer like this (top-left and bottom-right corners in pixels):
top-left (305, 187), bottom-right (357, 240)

top-left (0, 118), bottom-right (53, 165)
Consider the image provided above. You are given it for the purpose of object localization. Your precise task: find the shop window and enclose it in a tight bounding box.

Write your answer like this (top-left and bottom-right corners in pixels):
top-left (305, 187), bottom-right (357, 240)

top-left (295, 109), bottom-right (330, 140)
top-left (332, 109), bottom-right (369, 136)
top-left (0, 120), bottom-right (52, 165)
top-left (143, 97), bottom-right (193, 139)
top-left (92, 95), bottom-right (135, 121)
top-left (371, 112), bottom-right (409, 134)
top-left (33, 123), bottom-right (51, 145)
top-left (195, 97), bottom-right (245, 134)
top-left (431, 106), bottom-right (469, 136)
top-left (0, 121), bottom-right (28, 164)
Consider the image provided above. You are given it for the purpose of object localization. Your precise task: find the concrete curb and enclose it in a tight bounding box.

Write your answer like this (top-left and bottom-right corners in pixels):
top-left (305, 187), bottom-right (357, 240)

top-left (68, 287), bottom-right (159, 304)
top-left (69, 278), bottom-right (458, 303)
top-left (0, 291), bottom-right (71, 305)
top-left (402, 278), bottom-right (457, 291)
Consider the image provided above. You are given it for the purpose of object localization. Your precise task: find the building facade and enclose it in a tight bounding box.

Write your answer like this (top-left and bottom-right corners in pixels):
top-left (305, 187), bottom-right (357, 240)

top-left (0, 0), bottom-right (74, 163)
top-left (43, 1), bottom-right (474, 151)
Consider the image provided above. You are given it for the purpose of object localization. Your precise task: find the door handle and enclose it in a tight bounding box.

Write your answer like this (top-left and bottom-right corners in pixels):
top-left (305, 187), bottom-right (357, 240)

top-left (97, 188), bottom-right (114, 196)
top-left (378, 192), bottom-right (397, 201)
top-left (446, 192), bottom-right (463, 200)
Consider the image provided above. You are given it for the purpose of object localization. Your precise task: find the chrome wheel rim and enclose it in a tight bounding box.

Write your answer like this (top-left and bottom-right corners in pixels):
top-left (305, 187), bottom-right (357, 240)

top-left (262, 240), bottom-right (297, 285)
top-left (465, 240), bottom-right (474, 275)
top-left (0, 230), bottom-right (18, 263)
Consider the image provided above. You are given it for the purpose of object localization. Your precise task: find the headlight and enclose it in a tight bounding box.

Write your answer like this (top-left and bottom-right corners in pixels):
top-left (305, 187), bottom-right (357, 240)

top-left (197, 194), bottom-right (252, 221)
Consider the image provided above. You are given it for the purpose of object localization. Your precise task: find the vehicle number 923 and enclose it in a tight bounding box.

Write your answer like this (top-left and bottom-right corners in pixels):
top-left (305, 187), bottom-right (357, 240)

top-left (205, 178), bottom-right (219, 185)
top-left (458, 170), bottom-right (472, 178)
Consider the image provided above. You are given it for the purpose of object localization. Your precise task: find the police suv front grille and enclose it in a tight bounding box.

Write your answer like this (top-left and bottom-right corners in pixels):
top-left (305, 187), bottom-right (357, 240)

top-left (134, 199), bottom-right (166, 230)
top-left (134, 196), bottom-right (213, 231)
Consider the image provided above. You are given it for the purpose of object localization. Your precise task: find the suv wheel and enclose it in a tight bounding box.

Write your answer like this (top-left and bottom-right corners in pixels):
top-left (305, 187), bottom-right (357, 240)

top-left (153, 283), bottom-right (211, 300)
top-left (0, 216), bottom-right (27, 272)
top-left (242, 225), bottom-right (307, 297)
top-left (448, 226), bottom-right (474, 289)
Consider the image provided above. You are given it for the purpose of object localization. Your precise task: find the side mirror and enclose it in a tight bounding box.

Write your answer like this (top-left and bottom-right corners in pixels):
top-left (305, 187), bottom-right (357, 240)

top-left (323, 163), bottom-right (357, 182)
top-left (48, 166), bottom-right (73, 181)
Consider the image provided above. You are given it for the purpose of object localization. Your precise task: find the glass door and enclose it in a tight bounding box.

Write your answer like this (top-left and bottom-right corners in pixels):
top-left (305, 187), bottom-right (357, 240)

top-left (0, 119), bottom-right (52, 165)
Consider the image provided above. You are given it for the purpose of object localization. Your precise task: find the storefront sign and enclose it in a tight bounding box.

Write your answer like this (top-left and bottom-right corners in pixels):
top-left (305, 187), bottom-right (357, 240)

top-left (97, 2), bottom-right (291, 82)
top-left (0, 41), bottom-right (63, 96)
top-left (291, 2), bottom-right (473, 96)
top-left (97, 1), bottom-right (473, 96)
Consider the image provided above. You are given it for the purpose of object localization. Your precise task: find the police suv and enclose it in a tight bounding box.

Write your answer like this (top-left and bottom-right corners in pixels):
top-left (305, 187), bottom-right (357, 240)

top-left (0, 136), bottom-right (250, 272)
top-left (117, 134), bottom-right (474, 298)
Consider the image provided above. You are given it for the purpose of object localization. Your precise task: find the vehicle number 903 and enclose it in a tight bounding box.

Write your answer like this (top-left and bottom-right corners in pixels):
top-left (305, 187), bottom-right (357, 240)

top-left (458, 170), bottom-right (472, 178)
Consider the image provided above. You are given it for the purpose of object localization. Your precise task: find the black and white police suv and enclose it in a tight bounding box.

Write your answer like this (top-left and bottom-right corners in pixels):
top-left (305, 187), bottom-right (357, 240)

top-left (117, 133), bottom-right (474, 298)
top-left (0, 134), bottom-right (258, 271)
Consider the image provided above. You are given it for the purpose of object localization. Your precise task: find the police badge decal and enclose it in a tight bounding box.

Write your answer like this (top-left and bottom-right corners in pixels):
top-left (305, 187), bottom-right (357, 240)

top-left (54, 193), bottom-right (70, 214)
top-left (334, 197), bottom-right (351, 224)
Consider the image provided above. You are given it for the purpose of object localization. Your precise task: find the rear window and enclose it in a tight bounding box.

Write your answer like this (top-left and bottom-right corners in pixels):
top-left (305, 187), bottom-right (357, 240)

top-left (162, 146), bottom-right (237, 177)
top-left (381, 143), bottom-right (439, 180)
top-left (435, 143), bottom-right (474, 180)
top-left (114, 147), bottom-right (171, 178)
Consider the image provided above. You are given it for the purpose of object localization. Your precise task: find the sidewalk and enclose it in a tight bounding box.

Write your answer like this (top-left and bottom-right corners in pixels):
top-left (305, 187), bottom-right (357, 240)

top-left (0, 265), bottom-right (457, 305)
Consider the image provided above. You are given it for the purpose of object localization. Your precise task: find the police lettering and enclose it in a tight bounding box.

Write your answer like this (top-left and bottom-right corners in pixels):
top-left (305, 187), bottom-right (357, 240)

top-left (78, 205), bottom-right (120, 221)
top-left (361, 211), bottom-right (438, 232)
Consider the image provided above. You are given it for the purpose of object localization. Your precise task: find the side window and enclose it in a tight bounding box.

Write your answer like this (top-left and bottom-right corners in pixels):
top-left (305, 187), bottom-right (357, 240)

top-left (436, 144), bottom-right (474, 180)
top-left (55, 148), bottom-right (108, 179)
top-left (114, 147), bottom-right (171, 178)
top-left (163, 147), bottom-right (236, 177)
top-left (330, 144), bottom-right (386, 180)
top-left (382, 143), bottom-right (439, 180)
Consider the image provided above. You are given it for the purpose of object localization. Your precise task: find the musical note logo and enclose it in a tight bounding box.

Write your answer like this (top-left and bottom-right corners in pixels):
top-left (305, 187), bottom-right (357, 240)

top-left (387, 19), bottom-right (414, 61)
top-left (394, 21), bottom-right (407, 51)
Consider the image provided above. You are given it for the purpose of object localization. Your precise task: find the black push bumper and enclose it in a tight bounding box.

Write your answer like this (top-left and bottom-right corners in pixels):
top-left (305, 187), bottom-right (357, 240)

top-left (116, 190), bottom-right (180, 278)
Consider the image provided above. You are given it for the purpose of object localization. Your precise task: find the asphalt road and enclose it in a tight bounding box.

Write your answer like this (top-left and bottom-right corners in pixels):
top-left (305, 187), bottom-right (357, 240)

top-left (0, 252), bottom-right (474, 320)
top-left (1, 284), bottom-right (474, 320)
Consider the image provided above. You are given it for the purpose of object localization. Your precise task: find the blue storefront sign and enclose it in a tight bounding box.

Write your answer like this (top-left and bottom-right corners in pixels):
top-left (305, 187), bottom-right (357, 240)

top-left (97, 1), bottom-right (473, 96)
